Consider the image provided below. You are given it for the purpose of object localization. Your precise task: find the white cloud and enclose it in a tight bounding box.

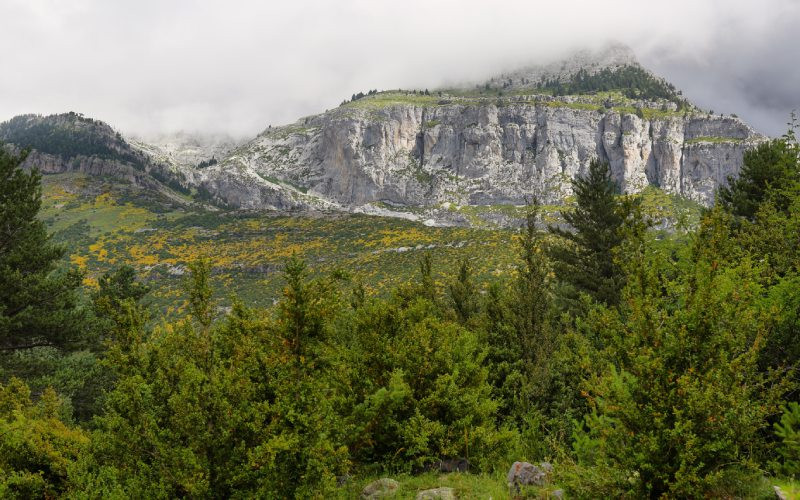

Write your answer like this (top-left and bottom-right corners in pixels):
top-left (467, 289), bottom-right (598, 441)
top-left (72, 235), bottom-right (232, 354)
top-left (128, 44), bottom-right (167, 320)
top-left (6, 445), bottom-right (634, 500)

top-left (1, 0), bottom-right (797, 136)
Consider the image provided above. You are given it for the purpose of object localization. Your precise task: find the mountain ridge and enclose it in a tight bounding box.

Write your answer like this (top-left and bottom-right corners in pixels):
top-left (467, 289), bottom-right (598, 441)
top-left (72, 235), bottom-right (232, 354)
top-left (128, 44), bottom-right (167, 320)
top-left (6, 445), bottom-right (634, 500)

top-left (0, 45), bottom-right (767, 226)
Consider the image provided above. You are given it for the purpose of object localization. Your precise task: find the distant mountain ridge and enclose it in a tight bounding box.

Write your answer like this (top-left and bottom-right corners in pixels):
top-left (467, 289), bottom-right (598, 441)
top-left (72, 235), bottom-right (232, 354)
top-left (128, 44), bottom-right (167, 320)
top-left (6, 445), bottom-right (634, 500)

top-left (0, 44), bottom-right (767, 226)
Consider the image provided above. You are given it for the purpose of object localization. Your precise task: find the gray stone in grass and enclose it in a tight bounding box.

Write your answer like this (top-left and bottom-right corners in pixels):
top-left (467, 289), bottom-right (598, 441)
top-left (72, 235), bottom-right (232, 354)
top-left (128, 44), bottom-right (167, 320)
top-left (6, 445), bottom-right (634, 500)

top-left (361, 478), bottom-right (399, 499)
top-left (416, 486), bottom-right (455, 499)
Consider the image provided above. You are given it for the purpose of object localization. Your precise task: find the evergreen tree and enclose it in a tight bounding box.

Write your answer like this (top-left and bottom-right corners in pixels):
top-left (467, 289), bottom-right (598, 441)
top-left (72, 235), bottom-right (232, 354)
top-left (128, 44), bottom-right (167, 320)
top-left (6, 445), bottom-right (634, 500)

top-left (447, 258), bottom-right (477, 324)
top-left (718, 120), bottom-right (800, 219)
top-left (0, 147), bottom-right (85, 352)
top-left (418, 251), bottom-right (437, 303)
top-left (483, 201), bottom-right (555, 424)
top-left (513, 200), bottom-right (552, 364)
top-left (548, 159), bottom-right (625, 307)
top-left (569, 213), bottom-right (790, 498)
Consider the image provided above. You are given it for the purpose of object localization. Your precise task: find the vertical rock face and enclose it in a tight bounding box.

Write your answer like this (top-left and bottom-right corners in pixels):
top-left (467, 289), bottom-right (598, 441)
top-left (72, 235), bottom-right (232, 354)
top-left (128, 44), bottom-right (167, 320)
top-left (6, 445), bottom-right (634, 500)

top-left (206, 101), bottom-right (764, 210)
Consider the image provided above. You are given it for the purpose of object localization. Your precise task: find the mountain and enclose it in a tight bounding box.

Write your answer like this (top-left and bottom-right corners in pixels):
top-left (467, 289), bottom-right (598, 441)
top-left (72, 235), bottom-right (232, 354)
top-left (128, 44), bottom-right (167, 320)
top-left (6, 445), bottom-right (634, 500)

top-left (0, 112), bottom-right (197, 207)
top-left (1, 45), bottom-right (767, 226)
top-left (194, 44), bottom-right (765, 221)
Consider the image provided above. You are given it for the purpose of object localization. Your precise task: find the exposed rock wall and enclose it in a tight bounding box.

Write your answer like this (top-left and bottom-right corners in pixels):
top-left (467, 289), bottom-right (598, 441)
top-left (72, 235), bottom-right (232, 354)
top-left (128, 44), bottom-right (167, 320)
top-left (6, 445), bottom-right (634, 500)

top-left (207, 103), bottom-right (764, 210)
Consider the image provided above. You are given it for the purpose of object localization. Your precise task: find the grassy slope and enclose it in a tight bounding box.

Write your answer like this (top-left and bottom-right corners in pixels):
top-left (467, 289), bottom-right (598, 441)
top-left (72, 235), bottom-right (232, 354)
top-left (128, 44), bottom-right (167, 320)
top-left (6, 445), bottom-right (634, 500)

top-left (41, 173), bottom-right (704, 316)
top-left (41, 173), bottom-right (521, 314)
top-left (775, 478), bottom-right (800, 499)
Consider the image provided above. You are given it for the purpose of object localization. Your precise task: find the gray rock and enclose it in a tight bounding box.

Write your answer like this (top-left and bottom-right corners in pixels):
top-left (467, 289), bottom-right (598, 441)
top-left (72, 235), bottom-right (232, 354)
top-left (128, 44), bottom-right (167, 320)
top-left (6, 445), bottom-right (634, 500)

top-left (552, 488), bottom-right (564, 498)
top-left (201, 97), bottom-right (764, 218)
top-left (416, 486), bottom-right (455, 500)
top-left (361, 478), bottom-right (399, 499)
top-left (11, 48), bottom-right (766, 228)
top-left (507, 461), bottom-right (547, 487)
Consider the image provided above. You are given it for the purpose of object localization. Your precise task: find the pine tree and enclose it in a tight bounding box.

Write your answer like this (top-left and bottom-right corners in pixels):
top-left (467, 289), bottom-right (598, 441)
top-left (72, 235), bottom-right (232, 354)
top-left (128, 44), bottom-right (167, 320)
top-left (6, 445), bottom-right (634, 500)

top-left (0, 147), bottom-right (85, 352)
top-left (513, 200), bottom-right (552, 363)
top-left (718, 118), bottom-right (800, 219)
top-left (447, 258), bottom-right (477, 324)
top-left (483, 200), bottom-right (555, 423)
top-left (548, 159), bottom-right (625, 307)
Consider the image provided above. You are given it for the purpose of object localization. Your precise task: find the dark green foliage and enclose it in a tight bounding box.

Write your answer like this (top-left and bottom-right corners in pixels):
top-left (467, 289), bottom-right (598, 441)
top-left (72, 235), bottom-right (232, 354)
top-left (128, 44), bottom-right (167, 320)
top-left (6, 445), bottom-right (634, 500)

top-left (718, 132), bottom-right (800, 219)
top-left (187, 259), bottom-right (214, 329)
top-left (775, 402), bottom-right (800, 475)
top-left (567, 212), bottom-right (791, 497)
top-left (548, 159), bottom-right (626, 307)
top-left (0, 113), bottom-right (146, 169)
top-left (482, 202), bottom-right (556, 427)
top-left (0, 147), bottom-right (86, 352)
top-left (148, 168), bottom-right (190, 194)
top-left (539, 65), bottom-right (686, 105)
top-left (332, 293), bottom-right (513, 472)
top-left (280, 256), bottom-right (333, 357)
top-left (511, 202), bottom-right (553, 366)
top-left (75, 264), bottom-right (348, 498)
top-left (348, 89), bottom-right (378, 103)
top-left (447, 258), bottom-right (478, 324)
top-left (418, 251), bottom-right (436, 303)
top-left (93, 265), bottom-right (150, 321)
top-left (196, 157), bottom-right (218, 169)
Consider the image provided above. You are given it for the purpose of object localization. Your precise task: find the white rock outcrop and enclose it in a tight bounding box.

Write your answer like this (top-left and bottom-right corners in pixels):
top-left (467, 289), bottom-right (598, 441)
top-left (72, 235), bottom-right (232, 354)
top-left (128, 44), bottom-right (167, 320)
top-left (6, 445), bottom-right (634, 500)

top-left (202, 101), bottom-right (764, 211)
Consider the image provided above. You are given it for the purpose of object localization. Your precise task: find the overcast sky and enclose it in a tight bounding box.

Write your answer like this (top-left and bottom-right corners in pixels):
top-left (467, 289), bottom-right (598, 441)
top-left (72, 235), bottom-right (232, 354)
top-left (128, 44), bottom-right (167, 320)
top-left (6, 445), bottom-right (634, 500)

top-left (2, 0), bottom-right (798, 138)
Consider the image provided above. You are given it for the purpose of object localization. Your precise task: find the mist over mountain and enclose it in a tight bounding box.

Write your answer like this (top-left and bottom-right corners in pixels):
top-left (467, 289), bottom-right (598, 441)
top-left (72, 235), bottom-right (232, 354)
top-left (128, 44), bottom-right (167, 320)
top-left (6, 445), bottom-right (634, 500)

top-left (1, 0), bottom-right (797, 137)
top-left (0, 44), bottom-right (766, 228)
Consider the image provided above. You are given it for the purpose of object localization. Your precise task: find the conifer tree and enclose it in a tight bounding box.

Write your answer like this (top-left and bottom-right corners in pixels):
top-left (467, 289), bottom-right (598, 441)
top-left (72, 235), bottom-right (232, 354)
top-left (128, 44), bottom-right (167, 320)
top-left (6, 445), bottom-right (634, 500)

top-left (548, 159), bottom-right (625, 307)
top-left (718, 116), bottom-right (800, 219)
top-left (447, 258), bottom-right (477, 324)
top-left (0, 147), bottom-right (85, 352)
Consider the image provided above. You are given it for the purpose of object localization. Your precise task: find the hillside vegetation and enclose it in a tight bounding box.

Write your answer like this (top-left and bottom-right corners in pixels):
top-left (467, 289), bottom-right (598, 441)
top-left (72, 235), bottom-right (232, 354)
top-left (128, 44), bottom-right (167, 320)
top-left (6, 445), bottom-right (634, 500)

top-left (0, 113), bottom-right (146, 168)
top-left (0, 119), bottom-right (798, 498)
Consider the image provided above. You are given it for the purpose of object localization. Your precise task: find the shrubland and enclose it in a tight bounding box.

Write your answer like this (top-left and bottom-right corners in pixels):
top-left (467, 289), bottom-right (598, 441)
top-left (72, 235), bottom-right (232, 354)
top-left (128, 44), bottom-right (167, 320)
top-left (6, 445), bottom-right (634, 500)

top-left (0, 118), bottom-right (798, 497)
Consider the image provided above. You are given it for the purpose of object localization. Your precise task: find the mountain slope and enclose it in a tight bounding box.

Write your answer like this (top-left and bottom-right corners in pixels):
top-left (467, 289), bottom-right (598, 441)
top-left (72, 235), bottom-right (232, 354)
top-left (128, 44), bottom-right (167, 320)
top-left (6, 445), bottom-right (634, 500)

top-left (2, 45), bottom-right (767, 226)
top-left (0, 112), bottom-right (198, 207)
top-left (198, 45), bottom-right (764, 218)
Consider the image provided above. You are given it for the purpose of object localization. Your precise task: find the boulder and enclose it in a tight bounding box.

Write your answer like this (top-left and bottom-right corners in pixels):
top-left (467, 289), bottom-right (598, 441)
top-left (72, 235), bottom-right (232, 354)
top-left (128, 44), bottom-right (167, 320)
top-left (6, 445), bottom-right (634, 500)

top-left (361, 478), bottom-right (399, 499)
top-left (416, 486), bottom-right (455, 499)
top-left (507, 461), bottom-right (547, 488)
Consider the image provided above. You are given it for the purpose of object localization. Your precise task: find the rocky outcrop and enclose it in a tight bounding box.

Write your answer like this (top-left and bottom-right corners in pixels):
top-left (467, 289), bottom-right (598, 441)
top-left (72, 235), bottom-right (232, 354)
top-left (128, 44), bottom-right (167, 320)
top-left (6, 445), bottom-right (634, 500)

top-left (208, 99), bottom-right (763, 211)
top-left (1, 113), bottom-right (198, 205)
top-left (2, 48), bottom-right (766, 222)
top-left (19, 150), bottom-right (160, 188)
top-left (416, 487), bottom-right (455, 499)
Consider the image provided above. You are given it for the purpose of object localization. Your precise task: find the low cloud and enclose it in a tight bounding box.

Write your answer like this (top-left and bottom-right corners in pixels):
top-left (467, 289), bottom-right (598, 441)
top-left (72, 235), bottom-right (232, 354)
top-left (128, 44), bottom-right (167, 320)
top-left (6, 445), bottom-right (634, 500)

top-left (1, 0), bottom-right (797, 137)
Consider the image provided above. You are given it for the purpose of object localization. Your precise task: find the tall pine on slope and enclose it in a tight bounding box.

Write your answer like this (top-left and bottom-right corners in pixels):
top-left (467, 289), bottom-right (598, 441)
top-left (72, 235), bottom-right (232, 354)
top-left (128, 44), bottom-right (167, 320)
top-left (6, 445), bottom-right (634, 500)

top-left (0, 146), bottom-right (85, 352)
top-left (548, 159), bottom-right (625, 307)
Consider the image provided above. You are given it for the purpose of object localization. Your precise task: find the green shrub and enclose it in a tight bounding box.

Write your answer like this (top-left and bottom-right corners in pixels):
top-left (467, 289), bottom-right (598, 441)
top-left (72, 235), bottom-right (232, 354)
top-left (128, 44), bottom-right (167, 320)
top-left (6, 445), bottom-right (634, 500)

top-left (0, 379), bottom-right (87, 498)
top-left (775, 402), bottom-right (800, 475)
top-left (565, 215), bottom-right (790, 497)
top-left (332, 296), bottom-right (515, 473)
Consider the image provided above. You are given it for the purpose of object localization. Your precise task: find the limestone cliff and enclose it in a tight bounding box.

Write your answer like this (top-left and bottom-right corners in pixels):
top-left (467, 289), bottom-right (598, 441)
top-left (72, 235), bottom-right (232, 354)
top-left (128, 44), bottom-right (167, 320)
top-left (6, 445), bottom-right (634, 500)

top-left (204, 96), bottom-right (763, 212)
top-left (1, 46), bottom-right (769, 223)
top-left (195, 44), bottom-right (765, 215)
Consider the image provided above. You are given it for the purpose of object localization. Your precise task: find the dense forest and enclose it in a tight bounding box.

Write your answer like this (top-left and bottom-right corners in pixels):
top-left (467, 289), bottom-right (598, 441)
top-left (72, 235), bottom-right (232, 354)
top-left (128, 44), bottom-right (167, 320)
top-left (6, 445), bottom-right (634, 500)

top-left (0, 117), bottom-right (799, 497)
top-left (538, 65), bottom-right (687, 106)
